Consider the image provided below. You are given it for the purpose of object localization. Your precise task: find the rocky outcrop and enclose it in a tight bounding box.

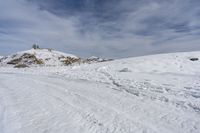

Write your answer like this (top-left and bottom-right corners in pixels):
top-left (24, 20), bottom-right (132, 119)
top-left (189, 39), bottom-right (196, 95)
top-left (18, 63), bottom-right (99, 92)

top-left (85, 56), bottom-right (113, 63)
top-left (14, 64), bottom-right (29, 68)
top-left (0, 49), bottom-right (114, 68)
top-left (1, 48), bottom-right (80, 67)
top-left (59, 56), bottom-right (81, 65)
top-left (190, 58), bottom-right (199, 61)
top-left (7, 53), bottom-right (44, 65)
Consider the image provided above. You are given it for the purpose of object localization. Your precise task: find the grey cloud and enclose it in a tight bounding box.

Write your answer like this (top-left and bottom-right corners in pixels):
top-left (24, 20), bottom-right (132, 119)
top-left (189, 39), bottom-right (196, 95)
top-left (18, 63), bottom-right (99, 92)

top-left (0, 0), bottom-right (200, 58)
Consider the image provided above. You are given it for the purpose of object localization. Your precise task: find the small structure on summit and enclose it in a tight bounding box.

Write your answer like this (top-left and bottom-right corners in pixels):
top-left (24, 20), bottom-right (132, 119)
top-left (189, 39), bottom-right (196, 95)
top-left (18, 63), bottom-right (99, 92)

top-left (32, 44), bottom-right (40, 49)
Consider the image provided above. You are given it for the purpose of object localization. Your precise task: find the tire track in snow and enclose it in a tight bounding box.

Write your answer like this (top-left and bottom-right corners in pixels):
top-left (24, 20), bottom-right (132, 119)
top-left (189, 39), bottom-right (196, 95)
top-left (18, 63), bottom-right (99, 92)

top-left (0, 73), bottom-right (156, 133)
top-left (1, 72), bottom-right (200, 133)
top-left (24, 73), bottom-right (157, 133)
top-left (0, 97), bottom-right (6, 133)
top-left (0, 76), bottom-right (24, 133)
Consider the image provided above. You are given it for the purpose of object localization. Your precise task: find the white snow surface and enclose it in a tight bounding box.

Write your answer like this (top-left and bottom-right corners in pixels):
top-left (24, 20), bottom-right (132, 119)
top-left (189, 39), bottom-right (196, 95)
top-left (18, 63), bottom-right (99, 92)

top-left (1, 49), bottom-right (78, 66)
top-left (0, 51), bottom-right (200, 133)
top-left (17, 49), bottom-right (77, 59)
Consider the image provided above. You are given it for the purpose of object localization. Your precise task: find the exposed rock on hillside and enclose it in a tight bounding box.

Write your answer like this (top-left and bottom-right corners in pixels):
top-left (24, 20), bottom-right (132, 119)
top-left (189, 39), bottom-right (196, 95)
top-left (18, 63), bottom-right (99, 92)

top-left (86, 56), bottom-right (113, 63)
top-left (1, 48), bottom-right (79, 67)
top-left (0, 49), bottom-right (114, 67)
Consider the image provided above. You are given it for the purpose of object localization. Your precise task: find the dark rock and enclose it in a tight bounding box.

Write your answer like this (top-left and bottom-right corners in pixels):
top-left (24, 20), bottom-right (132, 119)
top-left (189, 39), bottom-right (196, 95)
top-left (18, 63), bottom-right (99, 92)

top-left (14, 64), bottom-right (29, 68)
top-left (7, 53), bottom-right (44, 65)
top-left (86, 56), bottom-right (113, 63)
top-left (61, 57), bottom-right (81, 65)
top-left (21, 53), bottom-right (36, 59)
top-left (190, 58), bottom-right (199, 61)
top-left (7, 58), bottom-right (22, 65)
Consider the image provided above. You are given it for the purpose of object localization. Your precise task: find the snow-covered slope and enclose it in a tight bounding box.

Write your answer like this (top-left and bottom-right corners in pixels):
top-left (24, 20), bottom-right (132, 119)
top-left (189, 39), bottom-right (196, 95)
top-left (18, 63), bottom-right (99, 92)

top-left (17, 48), bottom-right (77, 59)
top-left (1, 48), bottom-right (79, 67)
top-left (0, 51), bottom-right (200, 133)
top-left (107, 51), bottom-right (200, 75)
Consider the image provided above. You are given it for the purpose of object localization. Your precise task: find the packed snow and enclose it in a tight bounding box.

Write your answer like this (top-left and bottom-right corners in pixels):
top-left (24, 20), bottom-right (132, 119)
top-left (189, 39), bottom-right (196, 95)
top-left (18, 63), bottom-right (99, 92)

top-left (0, 51), bottom-right (200, 133)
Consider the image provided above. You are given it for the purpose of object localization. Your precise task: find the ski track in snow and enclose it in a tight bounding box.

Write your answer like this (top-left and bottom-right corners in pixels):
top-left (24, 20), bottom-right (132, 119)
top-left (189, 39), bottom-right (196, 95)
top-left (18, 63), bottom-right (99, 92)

top-left (1, 51), bottom-right (200, 133)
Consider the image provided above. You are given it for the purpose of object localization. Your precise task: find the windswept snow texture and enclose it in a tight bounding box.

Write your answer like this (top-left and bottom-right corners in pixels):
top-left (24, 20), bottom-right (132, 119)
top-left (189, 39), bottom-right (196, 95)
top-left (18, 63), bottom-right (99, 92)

top-left (0, 51), bottom-right (200, 133)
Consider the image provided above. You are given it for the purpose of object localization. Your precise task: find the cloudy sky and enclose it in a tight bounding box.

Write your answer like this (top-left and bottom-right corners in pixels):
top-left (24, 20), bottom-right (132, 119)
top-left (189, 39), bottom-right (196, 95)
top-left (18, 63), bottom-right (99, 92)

top-left (0, 0), bottom-right (200, 58)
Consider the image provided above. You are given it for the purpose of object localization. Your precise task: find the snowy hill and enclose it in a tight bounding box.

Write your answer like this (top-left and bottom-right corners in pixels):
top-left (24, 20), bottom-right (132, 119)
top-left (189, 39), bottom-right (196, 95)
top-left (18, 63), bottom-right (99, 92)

top-left (0, 51), bottom-right (200, 133)
top-left (0, 49), bottom-right (114, 67)
top-left (108, 51), bottom-right (200, 75)
top-left (0, 48), bottom-right (80, 67)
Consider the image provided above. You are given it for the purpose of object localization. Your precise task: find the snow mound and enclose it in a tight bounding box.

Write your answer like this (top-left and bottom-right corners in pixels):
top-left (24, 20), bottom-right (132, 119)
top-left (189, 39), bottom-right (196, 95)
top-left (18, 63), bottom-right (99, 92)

top-left (1, 48), bottom-right (80, 67)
